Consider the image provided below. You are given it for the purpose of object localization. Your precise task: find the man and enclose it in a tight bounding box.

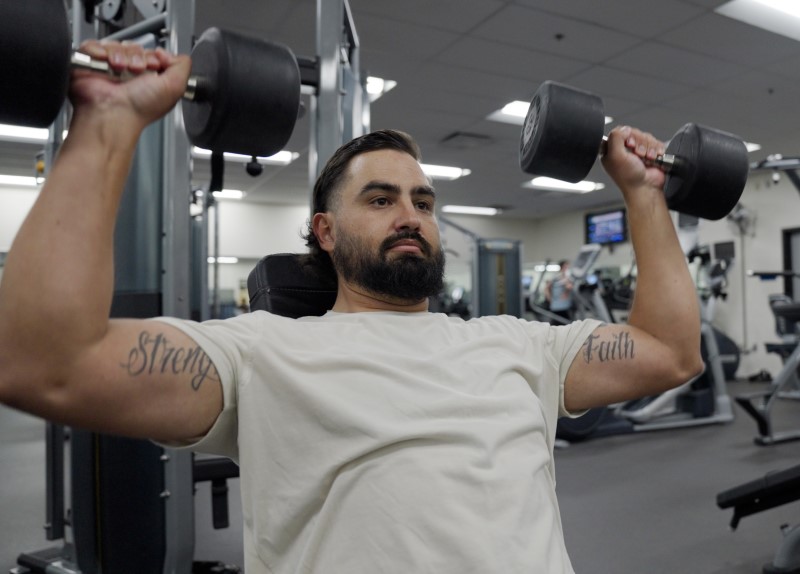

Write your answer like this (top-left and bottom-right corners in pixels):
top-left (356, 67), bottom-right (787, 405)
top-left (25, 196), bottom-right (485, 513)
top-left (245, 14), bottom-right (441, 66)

top-left (0, 41), bottom-right (702, 573)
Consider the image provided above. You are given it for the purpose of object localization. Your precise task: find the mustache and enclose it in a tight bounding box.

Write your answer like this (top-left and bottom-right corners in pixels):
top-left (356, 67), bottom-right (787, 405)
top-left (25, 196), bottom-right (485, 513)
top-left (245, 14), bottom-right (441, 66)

top-left (380, 231), bottom-right (433, 256)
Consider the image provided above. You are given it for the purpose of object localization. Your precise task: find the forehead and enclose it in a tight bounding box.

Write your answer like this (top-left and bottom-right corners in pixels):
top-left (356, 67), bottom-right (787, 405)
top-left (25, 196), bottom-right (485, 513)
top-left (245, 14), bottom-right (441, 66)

top-left (342, 149), bottom-right (429, 192)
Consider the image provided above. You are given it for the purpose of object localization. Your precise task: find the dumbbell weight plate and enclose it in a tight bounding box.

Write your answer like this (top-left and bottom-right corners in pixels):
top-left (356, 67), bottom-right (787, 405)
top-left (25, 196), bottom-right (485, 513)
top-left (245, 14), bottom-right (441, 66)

top-left (663, 123), bottom-right (749, 221)
top-left (0, 0), bottom-right (72, 128)
top-left (519, 81), bottom-right (606, 183)
top-left (182, 27), bottom-right (301, 158)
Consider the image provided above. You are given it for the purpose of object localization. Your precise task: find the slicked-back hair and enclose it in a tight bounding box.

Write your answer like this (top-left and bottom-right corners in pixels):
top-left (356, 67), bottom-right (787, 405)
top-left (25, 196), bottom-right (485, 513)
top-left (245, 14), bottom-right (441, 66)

top-left (301, 129), bottom-right (422, 278)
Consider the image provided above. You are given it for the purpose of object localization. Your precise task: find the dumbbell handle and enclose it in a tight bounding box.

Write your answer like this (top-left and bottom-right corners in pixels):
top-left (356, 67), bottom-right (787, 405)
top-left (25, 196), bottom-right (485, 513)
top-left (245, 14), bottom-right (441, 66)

top-left (70, 52), bottom-right (207, 102)
top-left (599, 135), bottom-right (677, 172)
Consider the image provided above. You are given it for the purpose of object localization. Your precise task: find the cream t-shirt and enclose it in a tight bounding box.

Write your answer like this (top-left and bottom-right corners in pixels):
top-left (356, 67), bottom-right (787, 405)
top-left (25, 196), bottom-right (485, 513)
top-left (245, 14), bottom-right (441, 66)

top-left (158, 311), bottom-right (600, 574)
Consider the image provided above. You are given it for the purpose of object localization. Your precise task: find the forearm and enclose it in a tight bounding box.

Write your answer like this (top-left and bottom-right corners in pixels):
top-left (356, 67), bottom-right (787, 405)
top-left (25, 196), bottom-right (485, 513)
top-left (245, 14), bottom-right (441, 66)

top-left (625, 188), bottom-right (701, 373)
top-left (0, 112), bottom-right (142, 366)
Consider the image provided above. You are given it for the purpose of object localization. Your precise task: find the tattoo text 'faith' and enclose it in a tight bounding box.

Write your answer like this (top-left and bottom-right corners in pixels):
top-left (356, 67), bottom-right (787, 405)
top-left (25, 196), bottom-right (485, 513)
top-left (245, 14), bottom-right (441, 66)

top-left (582, 329), bottom-right (635, 363)
top-left (121, 331), bottom-right (219, 390)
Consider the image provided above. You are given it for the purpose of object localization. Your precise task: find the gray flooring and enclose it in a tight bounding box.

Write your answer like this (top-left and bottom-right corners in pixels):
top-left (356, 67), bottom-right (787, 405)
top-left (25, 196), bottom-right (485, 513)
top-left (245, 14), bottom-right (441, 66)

top-left (1, 380), bottom-right (798, 573)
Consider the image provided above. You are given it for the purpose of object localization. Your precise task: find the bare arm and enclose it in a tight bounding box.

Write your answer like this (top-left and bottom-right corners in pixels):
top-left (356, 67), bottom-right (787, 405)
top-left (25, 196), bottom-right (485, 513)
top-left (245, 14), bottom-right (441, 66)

top-left (564, 126), bottom-right (703, 411)
top-left (0, 42), bottom-right (221, 441)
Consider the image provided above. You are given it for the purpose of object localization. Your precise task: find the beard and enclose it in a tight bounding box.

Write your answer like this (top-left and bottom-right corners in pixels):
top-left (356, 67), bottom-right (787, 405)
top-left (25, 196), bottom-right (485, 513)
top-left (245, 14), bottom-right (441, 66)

top-left (332, 229), bottom-right (445, 302)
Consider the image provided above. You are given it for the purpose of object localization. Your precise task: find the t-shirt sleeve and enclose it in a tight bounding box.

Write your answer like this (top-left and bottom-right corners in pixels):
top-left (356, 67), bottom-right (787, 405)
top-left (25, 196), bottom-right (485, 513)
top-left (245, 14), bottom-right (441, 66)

top-left (549, 319), bottom-right (603, 417)
top-left (151, 314), bottom-right (257, 462)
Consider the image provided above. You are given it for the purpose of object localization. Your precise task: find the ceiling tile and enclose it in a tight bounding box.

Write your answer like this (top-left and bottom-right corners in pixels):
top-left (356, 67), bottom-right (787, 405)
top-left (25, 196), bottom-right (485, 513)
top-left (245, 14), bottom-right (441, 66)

top-left (659, 12), bottom-right (800, 67)
top-left (605, 41), bottom-right (748, 87)
top-left (566, 66), bottom-right (695, 104)
top-left (472, 4), bottom-right (642, 63)
top-left (348, 0), bottom-right (507, 34)
top-left (436, 37), bottom-right (591, 84)
top-left (513, 0), bottom-right (706, 38)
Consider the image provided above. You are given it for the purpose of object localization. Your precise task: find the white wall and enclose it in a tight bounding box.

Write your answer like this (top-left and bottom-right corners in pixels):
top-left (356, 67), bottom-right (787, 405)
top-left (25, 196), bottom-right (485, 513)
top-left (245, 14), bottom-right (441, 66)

top-left (3, 173), bottom-right (797, 378)
top-left (214, 200), bottom-right (310, 259)
top-left (0, 188), bottom-right (39, 252)
top-left (696, 171), bottom-right (798, 375)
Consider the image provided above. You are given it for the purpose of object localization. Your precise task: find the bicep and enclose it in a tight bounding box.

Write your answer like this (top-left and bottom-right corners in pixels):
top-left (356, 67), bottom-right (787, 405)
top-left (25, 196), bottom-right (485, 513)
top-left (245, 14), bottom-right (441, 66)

top-left (563, 323), bottom-right (687, 412)
top-left (51, 319), bottom-right (223, 441)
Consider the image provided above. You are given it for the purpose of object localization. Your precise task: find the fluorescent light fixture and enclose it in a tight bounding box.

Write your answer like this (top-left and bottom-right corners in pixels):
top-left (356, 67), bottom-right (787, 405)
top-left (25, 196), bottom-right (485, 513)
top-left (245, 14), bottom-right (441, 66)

top-left (195, 189), bottom-right (246, 200)
top-left (488, 101), bottom-right (613, 126)
top-left (207, 256), bottom-right (240, 264)
top-left (716, 0), bottom-right (800, 41)
top-left (441, 205), bottom-right (500, 216)
top-left (0, 175), bottom-right (40, 187)
top-left (192, 147), bottom-right (299, 166)
top-left (534, 264), bottom-right (563, 272)
top-left (502, 100), bottom-right (532, 118)
top-left (0, 124), bottom-right (49, 143)
top-left (366, 76), bottom-right (397, 102)
top-left (0, 124), bottom-right (69, 142)
top-left (523, 177), bottom-right (605, 193)
top-left (421, 163), bottom-right (471, 181)
top-left (745, 142), bottom-right (762, 152)
top-left (213, 189), bottom-right (245, 200)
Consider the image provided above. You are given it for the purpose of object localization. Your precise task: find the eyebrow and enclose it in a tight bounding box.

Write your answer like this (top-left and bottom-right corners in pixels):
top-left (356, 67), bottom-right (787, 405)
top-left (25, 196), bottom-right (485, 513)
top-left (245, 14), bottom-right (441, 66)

top-left (358, 180), bottom-right (437, 200)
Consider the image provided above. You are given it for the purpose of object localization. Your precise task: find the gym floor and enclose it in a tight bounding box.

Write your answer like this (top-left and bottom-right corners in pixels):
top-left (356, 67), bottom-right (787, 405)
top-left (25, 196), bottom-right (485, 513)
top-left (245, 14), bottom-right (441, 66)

top-left (1, 380), bottom-right (798, 573)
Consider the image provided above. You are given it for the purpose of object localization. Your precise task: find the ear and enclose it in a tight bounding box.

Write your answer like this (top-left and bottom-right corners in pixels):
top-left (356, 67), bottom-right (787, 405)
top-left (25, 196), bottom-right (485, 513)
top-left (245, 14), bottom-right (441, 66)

top-left (312, 212), bottom-right (336, 254)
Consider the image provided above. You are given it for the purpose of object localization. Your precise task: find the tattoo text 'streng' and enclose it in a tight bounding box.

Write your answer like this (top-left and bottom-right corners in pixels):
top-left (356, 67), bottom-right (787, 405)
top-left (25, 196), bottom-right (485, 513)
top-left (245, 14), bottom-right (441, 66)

top-left (582, 329), bottom-right (635, 363)
top-left (121, 331), bottom-right (219, 390)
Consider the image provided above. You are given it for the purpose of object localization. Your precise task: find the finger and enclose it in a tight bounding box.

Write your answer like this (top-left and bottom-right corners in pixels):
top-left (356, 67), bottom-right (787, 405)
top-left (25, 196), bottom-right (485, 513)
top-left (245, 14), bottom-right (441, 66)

top-left (120, 42), bottom-right (148, 75)
top-left (77, 39), bottom-right (108, 61)
top-left (145, 51), bottom-right (161, 70)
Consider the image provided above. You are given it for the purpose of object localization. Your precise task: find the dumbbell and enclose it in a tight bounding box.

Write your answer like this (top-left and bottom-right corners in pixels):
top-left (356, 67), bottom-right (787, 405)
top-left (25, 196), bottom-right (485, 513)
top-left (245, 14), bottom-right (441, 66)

top-left (0, 0), bottom-right (301, 158)
top-left (519, 81), bottom-right (749, 221)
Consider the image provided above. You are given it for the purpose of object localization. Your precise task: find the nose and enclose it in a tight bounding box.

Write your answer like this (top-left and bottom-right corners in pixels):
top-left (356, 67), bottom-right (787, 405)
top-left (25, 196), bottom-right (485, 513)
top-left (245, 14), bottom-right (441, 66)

top-left (394, 196), bottom-right (421, 231)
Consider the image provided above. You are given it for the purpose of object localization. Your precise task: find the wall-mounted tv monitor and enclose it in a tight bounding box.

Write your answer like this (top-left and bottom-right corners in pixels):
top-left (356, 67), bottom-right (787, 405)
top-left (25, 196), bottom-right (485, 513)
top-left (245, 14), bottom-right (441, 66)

top-left (585, 208), bottom-right (628, 245)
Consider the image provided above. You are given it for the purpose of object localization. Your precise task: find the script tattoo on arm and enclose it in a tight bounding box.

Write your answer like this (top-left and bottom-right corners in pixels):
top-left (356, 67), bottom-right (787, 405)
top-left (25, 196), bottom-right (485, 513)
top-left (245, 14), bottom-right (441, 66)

top-left (120, 331), bottom-right (220, 391)
top-left (581, 325), bottom-right (635, 364)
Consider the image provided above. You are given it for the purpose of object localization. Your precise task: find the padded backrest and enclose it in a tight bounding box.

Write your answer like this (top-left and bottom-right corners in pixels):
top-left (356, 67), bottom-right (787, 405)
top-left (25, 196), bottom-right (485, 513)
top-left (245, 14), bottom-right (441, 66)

top-left (247, 253), bottom-right (337, 318)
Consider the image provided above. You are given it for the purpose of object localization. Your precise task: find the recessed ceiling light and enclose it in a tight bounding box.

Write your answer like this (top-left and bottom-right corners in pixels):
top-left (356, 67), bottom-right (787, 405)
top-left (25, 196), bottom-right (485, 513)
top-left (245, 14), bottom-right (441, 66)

top-left (421, 164), bottom-right (471, 181)
top-left (366, 76), bottom-right (397, 102)
top-left (522, 177), bottom-right (604, 193)
top-left (0, 124), bottom-right (49, 143)
top-left (441, 205), bottom-right (500, 216)
top-left (716, 0), bottom-right (800, 41)
top-left (0, 175), bottom-right (40, 187)
top-left (195, 189), bottom-right (246, 200)
top-left (192, 147), bottom-right (298, 166)
top-left (488, 100), bottom-right (613, 126)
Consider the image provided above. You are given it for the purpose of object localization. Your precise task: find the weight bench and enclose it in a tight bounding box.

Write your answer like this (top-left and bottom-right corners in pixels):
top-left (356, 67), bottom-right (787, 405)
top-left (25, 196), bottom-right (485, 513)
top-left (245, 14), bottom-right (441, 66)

top-left (717, 464), bottom-right (800, 574)
top-left (736, 296), bottom-right (800, 445)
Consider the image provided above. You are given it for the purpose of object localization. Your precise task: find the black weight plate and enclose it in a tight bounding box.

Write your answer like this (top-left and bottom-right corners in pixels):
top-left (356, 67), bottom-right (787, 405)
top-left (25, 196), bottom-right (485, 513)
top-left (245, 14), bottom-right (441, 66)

top-left (0, 0), bottom-right (72, 127)
top-left (664, 123), bottom-right (748, 221)
top-left (520, 81), bottom-right (605, 183)
top-left (183, 27), bottom-right (301, 157)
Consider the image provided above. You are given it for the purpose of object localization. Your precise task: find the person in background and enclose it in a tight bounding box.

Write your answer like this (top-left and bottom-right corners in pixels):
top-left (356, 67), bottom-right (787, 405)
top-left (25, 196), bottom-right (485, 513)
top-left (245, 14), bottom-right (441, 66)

top-left (546, 259), bottom-right (575, 322)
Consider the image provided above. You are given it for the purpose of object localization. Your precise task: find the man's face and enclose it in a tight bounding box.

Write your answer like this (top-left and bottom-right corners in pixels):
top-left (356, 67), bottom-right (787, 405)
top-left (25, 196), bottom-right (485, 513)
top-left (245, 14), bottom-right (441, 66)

top-left (322, 149), bottom-right (445, 302)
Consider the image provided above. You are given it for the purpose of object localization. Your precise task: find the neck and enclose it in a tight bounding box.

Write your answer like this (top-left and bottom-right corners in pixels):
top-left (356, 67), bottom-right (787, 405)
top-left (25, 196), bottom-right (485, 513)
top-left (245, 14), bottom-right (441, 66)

top-left (331, 279), bottom-right (429, 313)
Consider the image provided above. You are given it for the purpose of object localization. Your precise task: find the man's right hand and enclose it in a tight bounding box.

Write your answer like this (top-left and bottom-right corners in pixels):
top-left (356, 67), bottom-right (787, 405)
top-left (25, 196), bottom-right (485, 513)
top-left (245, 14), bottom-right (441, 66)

top-left (69, 40), bottom-right (192, 134)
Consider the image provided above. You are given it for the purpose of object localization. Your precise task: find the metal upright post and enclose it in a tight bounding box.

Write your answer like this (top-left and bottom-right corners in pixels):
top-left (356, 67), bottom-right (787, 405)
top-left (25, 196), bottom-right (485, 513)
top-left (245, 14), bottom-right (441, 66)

top-left (310, 0), bottom-right (344, 184)
top-left (161, 1), bottom-right (196, 572)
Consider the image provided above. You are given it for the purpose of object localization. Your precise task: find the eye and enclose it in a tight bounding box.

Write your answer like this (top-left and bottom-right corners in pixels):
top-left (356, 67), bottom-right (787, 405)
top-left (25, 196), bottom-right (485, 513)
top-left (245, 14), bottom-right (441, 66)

top-left (417, 200), bottom-right (433, 211)
top-left (371, 196), bottom-right (390, 207)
